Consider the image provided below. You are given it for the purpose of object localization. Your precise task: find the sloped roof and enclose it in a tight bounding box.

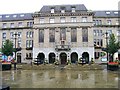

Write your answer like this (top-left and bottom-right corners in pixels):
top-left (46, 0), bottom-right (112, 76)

top-left (0, 13), bottom-right (33, 21)
top-left (40, 4), bottom-right (87, 13)
top-left (94, 11), bottom-right (119, 17)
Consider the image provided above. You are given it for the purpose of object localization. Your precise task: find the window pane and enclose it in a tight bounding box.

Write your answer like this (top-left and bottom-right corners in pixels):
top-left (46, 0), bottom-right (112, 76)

top-left (60, 28), bottom-right (66, 40)
top-left (49, 18), bottom-right (54, 23)
top-left (39, 29), bottom-right (44, 43)
top-left (40, 18), bottom-right (44, 23)
top-left (49, 29), bottom-right (55, 42)
top-left (71, 17), bottom-right (77, 22)
top-left (60, 17), bottom-right (65, 23)
top-left (82, 28), bottom-right (88, 42)
top-left (71, 28), bottom-right (77, 42)
top-left (82, 17), bottom-right (87, 22)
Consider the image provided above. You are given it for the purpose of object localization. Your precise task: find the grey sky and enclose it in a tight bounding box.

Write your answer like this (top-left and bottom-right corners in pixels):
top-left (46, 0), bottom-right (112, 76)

top-left (0, 0), bottom-right (119, 14)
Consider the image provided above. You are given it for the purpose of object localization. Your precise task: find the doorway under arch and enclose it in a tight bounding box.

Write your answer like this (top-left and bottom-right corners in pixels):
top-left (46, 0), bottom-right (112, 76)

top-left (37, 53), bottom-right (45, 64)
top-left (82, 52), bottom-right (89, 64)
top-left (71, 52), bottom-right (78, 63)
top-left (60, 53), bottom-right (67, 64)
top-left (49, 53), bottom-right (56, 64)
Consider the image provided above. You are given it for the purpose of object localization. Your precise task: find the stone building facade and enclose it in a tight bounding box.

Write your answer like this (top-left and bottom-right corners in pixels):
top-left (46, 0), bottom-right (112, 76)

top-left (0, 4), bottom-right (119, 64)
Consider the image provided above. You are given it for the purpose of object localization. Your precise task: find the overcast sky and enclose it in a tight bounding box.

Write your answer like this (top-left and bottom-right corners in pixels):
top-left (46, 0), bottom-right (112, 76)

top-left (0, 0), bottom-right (120, 14)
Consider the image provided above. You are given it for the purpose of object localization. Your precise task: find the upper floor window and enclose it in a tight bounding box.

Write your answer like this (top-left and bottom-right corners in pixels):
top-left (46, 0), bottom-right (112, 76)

top-left (71, 28), bottom-right (77, 42)
top-left (60, 28), bottom-right (66, 40)
top-left (39, 29), bottom-right (44, 43)
top-left (51, 8), bottom-right (55, 13)
top-left (71, 7), bottom-right (75, 12)
top-left (93, 20), bottom-right (102, 25)
top-left (106, 11), bottom-right (110, 15)
top-left (2, 23), bottom-right (7, 28)
top-left (18, 22), bottom-right (23, 27)
top-left (71, 17), bottom-right (77, 22)
top-left (82, 17), bottom-right (87, 22)
top-left (82, 28), bottom-right (88, 42)
top-left (40, 18), bottom-right (44, 24)
top-left (18, 39), bottom-right (21, 48)
top-left (2, 32), bottom-right (6, 39)
top-left (107, 20), bottom-right (112, 25)
top-left (10, 23), bottom-right (14, 28)
top-left (10, 32), bottom-right (14, 39)
top-left (49, 29), bottom-right (55, 42)
top-left (49, 18), bottom-right (55, 23)
top-left (61, 7), bottom-right (65, 13)
top-left (117, 30), bottom-right (120, 36)
top-left (60, 17), bottom-right (65, 23)
top-left (27, 22), bottom-right (33, 27)
top-left (18, 32), bottom-right (22, 38)
top-left (93, 30), bottom-right (102, 36)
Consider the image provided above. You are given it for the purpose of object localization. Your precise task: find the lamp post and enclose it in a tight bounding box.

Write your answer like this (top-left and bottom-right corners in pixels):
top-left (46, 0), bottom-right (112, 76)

top-left (13, 32), bottom-right (18, 70)
top-left (105, 31), bottom-right (109, 66)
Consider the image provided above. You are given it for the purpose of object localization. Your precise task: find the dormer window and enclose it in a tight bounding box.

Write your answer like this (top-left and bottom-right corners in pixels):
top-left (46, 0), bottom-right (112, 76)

top-left (13, 15), bottom-right (17, 18)
top-left (20, 14), bottom-right (24, 17)
top-left (71, 7), bottom-right (75, 12)
top-left (6, 15), bottom-right (9, 18)
top-left (114, 11), bottom-right (118, 15)
top-left (51, 8), bottom-right (54, 13)
top-left (61, 7), bottom-right (65, 13)
top-left (106, 11), bottom-right (110, 15)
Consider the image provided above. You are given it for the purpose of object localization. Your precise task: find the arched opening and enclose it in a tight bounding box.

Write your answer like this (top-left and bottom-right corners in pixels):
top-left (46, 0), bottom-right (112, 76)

top-left (49, 53), bottom-right (56, 64)
top-left (60, 53), bottom-right (67, 64)
top-left (82, 52), bottom-right (89, 64)
top-left (71, 52), bottom-right (78, 63)
top-left (37, 53), bottom-right (45, 64)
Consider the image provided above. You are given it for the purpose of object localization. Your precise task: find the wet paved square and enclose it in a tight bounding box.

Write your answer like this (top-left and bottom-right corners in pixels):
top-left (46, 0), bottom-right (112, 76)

top-left (1, 69), bottom-right (119, 88)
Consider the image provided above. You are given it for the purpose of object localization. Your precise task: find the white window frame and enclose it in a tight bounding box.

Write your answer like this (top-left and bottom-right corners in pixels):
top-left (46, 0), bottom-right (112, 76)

top-left (40, 18), bottom-right (44, 24)
top-left (82, 17), bottom-right (87, 22)
top-left (60, 17), bottom-right (65, 23)
top-left (49, 18), bottom-right (55, 23)
top-left (71, 17), bottom-right (77, 22)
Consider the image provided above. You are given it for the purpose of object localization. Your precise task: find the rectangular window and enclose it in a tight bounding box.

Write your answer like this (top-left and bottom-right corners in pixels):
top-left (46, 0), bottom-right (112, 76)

top-left (49, 18), bottom-right (55, 23)
top-left (2, 32), bottom-right (6, 39)
top-left (2, 23), bottom-right (7, 28)
top-left (71, 7), bottom-right (75, 12)
top-left (39, 29), bottom-right (44, 43)
top-left (93, 30), bottom-right (96, 36)
top-left (40, 18), bottom-right (44, 23)
top-left (18, 32), bottom-right (22, 38)
top-left (60, 28), bottom-right (66, 40)
top-left (117, 30), bottom-right (120, 36)
top-left (61, 9), bottom-right (65, 13)
top-left (26, 40), bottom-right (29, 48)
top-left (18, 40), bottom-right (21, 47)
top-left (82, 17), bottom-right (87, 22)
top-left (82, 28), bottom-right (88, 42)
top-left (10, 23), bottom-right (14, 28)
top-left (29, 40), bottom-right (33, 47)
top-left (71, 17), bottom-right (77, 22)
top-left (10, 32), bottom-right (14, 38)
top-left (51, 8), bottom-right (54, 13)
top-left (26, 32), bottom-right (29, 38)
top-left (71, 28), bottom-right (77, 42)
top-left (60, 17), bottom-right (65, 23)
top-left (49, 29), bottom-right (55, 42)
top-left (107, 20), bottom-right (112, 25)
top-left (27, 22), bottom-right (33, 27)
top-left (18, 22), bottom-right (23, 27)
top-left (30, 31), bottom-right (33, 38)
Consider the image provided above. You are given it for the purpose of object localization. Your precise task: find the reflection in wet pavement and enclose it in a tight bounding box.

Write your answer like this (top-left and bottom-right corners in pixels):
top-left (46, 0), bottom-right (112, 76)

top-left (2, 69), bottom-right (118, 88)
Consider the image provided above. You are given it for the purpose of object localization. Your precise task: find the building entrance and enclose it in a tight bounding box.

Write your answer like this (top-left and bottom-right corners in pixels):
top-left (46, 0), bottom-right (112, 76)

top-left (60, 53), bottom-right (67, 64)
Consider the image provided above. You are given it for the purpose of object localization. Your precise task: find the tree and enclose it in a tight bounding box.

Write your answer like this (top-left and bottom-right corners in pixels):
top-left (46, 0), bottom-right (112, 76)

top-left (2, 39), bottom-right (15, 56)
top-left (107, 34), bottom-right (120, 61)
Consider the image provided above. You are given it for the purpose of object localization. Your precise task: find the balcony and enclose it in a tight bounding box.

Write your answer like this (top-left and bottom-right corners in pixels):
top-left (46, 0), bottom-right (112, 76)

top-left (55, 45), bottom-right (71, 51)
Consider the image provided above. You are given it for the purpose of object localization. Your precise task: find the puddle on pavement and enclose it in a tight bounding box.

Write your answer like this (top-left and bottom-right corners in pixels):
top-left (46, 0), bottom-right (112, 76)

top-left (1, 69), bottom-right (119, 88)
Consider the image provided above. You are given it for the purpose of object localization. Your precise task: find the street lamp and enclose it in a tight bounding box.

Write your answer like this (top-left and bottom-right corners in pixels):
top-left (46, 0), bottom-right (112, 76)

top-left (105, 31), bottom-right (109, 66)
top-left (13, 32), bottom-right (18, 70)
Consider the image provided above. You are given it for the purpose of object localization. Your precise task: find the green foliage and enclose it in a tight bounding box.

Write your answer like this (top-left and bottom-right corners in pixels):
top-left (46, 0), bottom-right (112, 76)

top-left (1, 39), bottom-right (15, 56)
top-left (107, 34), bottom-right (120, 61)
